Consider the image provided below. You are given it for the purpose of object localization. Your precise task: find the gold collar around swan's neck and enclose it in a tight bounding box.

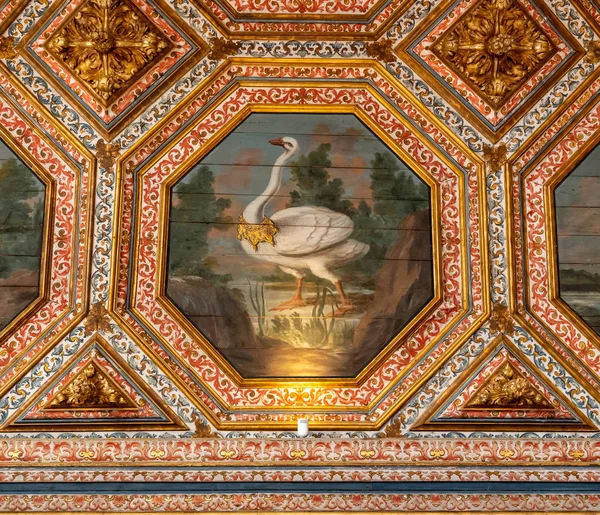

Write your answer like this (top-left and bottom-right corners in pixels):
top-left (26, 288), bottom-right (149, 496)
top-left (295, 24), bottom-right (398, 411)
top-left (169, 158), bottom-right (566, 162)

top-left (237, 215), bottom-right (279, 252)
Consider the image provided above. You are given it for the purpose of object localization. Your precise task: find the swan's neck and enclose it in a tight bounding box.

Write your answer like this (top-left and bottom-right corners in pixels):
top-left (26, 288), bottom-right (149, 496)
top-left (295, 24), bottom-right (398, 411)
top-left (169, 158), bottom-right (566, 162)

top-left (243, 150), bottom-right (292, 223)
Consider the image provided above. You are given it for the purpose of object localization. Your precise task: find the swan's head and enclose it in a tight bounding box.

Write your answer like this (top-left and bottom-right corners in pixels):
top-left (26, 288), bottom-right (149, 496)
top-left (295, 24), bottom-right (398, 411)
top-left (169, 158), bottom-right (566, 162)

top-left (269, 136), bottom-right (299, 157)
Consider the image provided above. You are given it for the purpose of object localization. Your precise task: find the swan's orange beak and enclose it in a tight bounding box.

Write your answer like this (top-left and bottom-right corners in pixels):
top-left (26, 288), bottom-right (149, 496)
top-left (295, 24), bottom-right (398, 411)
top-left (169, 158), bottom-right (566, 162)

top-left (269, 138), bottom-right (285, 147)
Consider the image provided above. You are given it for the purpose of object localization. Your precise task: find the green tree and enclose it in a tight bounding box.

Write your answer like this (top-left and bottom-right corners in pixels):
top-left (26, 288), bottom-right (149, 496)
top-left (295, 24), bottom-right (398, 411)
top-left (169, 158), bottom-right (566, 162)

top-left (168, 164), bottom-right (232, 283)
top-left (344, 152), bottom-right (429, 284)
top-left (287, 143), bottom-right (356, 216)
top-left (0, 159), bottom-right (45, 278)
top-left (370, 151), bottom-right (428, 222)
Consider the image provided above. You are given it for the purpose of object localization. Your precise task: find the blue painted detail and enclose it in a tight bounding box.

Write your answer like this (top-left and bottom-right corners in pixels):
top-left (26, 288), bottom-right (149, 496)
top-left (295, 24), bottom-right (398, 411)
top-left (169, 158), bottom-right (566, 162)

top-left (1, 481), bottom-right (600, 494)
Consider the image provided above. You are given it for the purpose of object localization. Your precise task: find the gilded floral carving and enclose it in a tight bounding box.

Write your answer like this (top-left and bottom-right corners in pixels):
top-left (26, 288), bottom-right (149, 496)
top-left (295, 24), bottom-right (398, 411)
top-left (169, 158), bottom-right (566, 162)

top-left (46, 0), bottom-right (170, 102)
top-left (489, 302), bottom-right (515, 335)
top-left (0, 36), bottom-right (17, 59)
top-left (85, 302), bottom-right (112, 336)
top-left (365, 39), bottom-right (396, 63)
top-left (96, 139), bottom-right (120, 169)
top-left (431, 0), bottom-right (555, 107)
top-left (585, 40), bottom-right (600, 64)
top-left (482, 143), bottom-right (508, 171)
top-left (465, 362), bottom-right (552, 409)
top-left (45, 362), bottom-right (135, 409)
top-left (207, 38), bottom-right (241, 61)
top-left (191, 413), bottom-right (218, 438)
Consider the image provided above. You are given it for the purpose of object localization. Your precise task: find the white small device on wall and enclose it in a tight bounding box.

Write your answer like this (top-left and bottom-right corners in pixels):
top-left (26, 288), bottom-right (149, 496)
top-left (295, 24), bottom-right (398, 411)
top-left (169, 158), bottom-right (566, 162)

top-left (297, 418), bottom-right (309, 437)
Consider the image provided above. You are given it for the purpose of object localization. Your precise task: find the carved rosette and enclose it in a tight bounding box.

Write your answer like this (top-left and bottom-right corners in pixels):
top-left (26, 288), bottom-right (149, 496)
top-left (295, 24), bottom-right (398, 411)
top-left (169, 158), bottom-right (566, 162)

top-left (431, 0), bottom-right (555, 107)
top-left (46, 0), bottom-right (171, 103)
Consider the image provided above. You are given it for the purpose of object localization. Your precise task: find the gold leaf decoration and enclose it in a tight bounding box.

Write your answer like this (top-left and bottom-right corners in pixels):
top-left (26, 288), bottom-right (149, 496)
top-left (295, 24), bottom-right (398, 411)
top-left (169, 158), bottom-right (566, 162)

top-left (489, 302), bottom-right (515, 336)
top-left (207, 37), bottom-right (241, 61)
top-left (431, 0), bottom-right (555, 108)
top-left (46, 0), bottom-right (171, 103)
top-left (365, 39), bottom-right (395, 63)
top-left (190, 412), bottom-right (218, 438)
top-left (381, 417), bottom-right (402, 437)
top-left (45, 362), bottom-right (136, 409)
top-left (84, 302), bottom-right (112, 336)
top-left (237, 215), bottom-right (279, 252)
top-left (0, 36), bottom-right (17, 59)
top-left (482, 143), bottom-right (508, 171)
top-left (96, 139), bottom-right (120, 169)
top-left (465, 361), bottom-right (553, 409)
top-left (585, 40), bottom-right (600, 64)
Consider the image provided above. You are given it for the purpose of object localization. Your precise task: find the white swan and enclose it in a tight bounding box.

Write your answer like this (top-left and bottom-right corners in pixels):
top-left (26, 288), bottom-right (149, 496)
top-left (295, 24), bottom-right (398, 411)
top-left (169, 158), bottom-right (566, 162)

top-left (238, 136), bottom-right (369, 314)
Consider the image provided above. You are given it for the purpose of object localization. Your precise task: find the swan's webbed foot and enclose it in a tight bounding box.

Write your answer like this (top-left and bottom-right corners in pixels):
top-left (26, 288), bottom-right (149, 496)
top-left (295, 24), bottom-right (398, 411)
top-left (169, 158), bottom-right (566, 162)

top-left (269, 298), bottom-right (311, 311)
top-left (326, 301), bottom-right (356, 318)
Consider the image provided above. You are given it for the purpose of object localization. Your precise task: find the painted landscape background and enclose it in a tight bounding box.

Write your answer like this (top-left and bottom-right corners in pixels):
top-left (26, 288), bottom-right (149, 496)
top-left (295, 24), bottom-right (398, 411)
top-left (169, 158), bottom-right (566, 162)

top-left (166, 114), bottom-right (433, 378)
top-left (556, 143), bottom-right (600, 334)
top-left (0, 139), bottom-right (45, 331)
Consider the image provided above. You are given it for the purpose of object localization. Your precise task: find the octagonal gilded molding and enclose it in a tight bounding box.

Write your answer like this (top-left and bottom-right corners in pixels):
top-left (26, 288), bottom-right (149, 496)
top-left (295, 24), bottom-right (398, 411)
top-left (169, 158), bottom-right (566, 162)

top-left (0, 107), bottom-right (51, 346)
top-left (509, 75), bottom-right (600, 401)
top-left (0, 71), bottom-right (94, 412)
top-left (110, 61), bottom-right (488, 431)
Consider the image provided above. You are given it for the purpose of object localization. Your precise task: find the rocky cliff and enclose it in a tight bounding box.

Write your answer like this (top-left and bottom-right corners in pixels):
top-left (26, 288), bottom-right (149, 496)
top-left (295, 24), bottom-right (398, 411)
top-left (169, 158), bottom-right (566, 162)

top-left (167, 276), bottom-right (257, 349)
top-left (353, 209), bottom-right (433, 356)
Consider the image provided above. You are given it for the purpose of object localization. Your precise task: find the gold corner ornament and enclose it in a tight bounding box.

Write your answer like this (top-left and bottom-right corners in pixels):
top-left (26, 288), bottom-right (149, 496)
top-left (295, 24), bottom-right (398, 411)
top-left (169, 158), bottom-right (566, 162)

top-left (191, 413), bottom-right (218, 438)
top-left (585, 40), bottom-right (600, 64)
top-left (96, 139), bottom-right (121, 169)
top-left (365, 39), bottom-right (395, 63)
top-left (465, 362), bottom-right (553, 409)
top-left (431, 0), bottom-right (555, 108)
top-left (84, 302), bottom-right (111, 336)
top-left (0, 36), bottom-right (17, 59)
top-left (46, 0), bottom-right (170, 103)
top-left (207, 37), bottom-right (241, 61)
top-left (45, 362), bottom-right (136, 410)
top-left (489, 302), bottom-right (515, 336)
top-left (237, 215), bottom-right (279, 252)
top-left (482, 143), bottom-right (508, 172)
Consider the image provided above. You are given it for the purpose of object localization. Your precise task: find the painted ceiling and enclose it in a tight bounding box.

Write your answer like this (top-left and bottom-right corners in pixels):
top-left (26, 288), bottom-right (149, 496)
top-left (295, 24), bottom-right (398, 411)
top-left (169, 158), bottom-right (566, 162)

top-left (1, 0), bottom-right (600, 510)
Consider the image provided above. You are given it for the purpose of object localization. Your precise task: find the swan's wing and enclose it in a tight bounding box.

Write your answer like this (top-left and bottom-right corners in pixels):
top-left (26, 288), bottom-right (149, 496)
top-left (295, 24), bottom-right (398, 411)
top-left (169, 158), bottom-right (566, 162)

top-left (270, 206), bottom-right (354, 256)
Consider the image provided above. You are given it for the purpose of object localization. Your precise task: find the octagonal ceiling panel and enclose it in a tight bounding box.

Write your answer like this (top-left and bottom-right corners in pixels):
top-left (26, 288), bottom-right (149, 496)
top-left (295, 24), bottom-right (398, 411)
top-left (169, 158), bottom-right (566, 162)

top-left (165, 113), bottom-right (434, 379)
top-left (114, 68), bottom-right (486, 429)
top-left (512, 81), bottom-right (600, 400)
top-left (19, 0), bottom-right (206, 139)
top-left (0, 83), bottom-right (93, 409)
top-left (0, 138), bottom-right (45, 334)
